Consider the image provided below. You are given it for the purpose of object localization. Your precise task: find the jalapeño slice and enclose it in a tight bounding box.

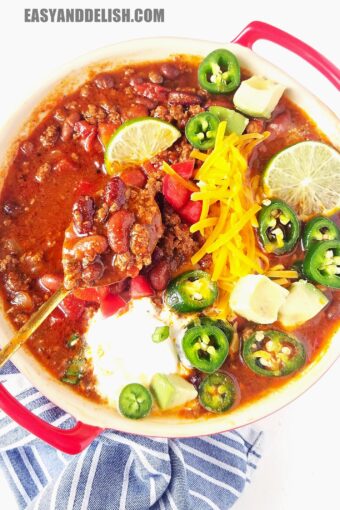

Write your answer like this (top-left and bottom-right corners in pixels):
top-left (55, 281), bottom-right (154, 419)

top-left (302, 216), bottom-right (340, 251)
top-left (198, 373), bottom-right (236, 413)
top-left (187, 316), bottom-right (234, 344)
top-left (182, 324), bottom-right (229, 373)
top-left (303, 239), bottom-right (340, 289)
top-left (118, 383), bottom-right (152, 419)
top-left (243, 330), bottom-right (306, 377)
top-left (198, 49), bottom-right (241, 94)
top-left (165, 270), bottom-right (218, 313)
top-left (185, 112), bottom-right (219, 150)
top-left (258, 199), bottom-right (300, 255)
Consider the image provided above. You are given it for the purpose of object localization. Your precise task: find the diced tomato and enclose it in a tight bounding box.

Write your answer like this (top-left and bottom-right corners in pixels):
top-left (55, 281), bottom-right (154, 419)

top-left (121, 167), bottom-right (147, 188)
top-left (73, 286), bottom-right (110, 303)
top-left (162, 175), bottom-right (191, 211)
top-left (59, 295), bottom-right (86, 320)
top-left (179, 200), bottom-right (203, 224)
top-left (172, 160), bottom-right (195, 179)
top-left (49, 307), bottom-right (65, 325)
top-left (134, 83), bottom-right (169, 102)
top-left (39, 273), bottom-right (63, 292)
top-left (98, 122), bottom-right (120, 147)
top-left (130, 275), bottom-right (154, 298)
top-left (100, 293), bottom-right (126, 318)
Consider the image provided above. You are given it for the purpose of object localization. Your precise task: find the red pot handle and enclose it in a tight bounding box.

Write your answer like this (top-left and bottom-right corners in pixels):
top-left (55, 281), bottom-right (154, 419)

top-left (0, 383), bottom-right (102, 454)
top-left (232, 21), bottom-right (340, 89)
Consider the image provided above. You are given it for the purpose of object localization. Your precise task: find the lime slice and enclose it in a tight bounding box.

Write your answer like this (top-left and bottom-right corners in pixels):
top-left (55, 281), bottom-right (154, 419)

top-left (263, 141), bottom-right (340, 217)
top-left (104, 117), bottom-right (181, 173)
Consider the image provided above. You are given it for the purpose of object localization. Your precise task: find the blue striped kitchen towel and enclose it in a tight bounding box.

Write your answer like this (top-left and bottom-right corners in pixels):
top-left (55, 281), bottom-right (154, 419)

top-left (0, 362), bottom-right (262, 510)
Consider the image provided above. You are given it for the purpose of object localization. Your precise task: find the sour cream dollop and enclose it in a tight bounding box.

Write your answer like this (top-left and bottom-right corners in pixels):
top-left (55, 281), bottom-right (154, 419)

top-left (85, 298), bottom-right (189, 406)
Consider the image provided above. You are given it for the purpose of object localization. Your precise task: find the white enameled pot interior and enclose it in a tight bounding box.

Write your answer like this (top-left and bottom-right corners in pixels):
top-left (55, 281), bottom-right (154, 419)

top-left (0, 38), bottom-right (339, 437)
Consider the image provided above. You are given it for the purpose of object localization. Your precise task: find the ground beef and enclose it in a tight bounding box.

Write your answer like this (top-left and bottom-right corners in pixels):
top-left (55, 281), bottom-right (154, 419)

top-left (40, 125), bottom-right (59, 148)
top-left (100, 103), bottom-right (121, 124)
top-left (158, 203), bottom-right (200, 272)
top-left (82, 104), bottom-right (107, 124)
top-left (4, 270), bottom-right (30, 294)
top-left (35, 162), bottom-right (52, 183)
top-left (20, 251), bottom-right (44, 276)
top-left (152, 103), bottom-right (204, 129)
top-left (0, 253), bottom-right (18, 273)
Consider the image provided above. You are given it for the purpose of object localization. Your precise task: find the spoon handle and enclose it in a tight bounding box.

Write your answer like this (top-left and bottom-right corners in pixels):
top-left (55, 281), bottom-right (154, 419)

top-left (0, 286), bottom-right (70, 368)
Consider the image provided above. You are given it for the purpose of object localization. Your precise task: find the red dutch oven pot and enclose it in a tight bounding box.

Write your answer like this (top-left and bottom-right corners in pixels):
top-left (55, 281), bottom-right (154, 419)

top-left (0, 21), bottom-right (339, 454)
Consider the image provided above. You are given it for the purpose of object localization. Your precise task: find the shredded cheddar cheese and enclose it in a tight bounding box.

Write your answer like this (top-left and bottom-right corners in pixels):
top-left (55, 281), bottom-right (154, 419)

top-left (266, 270), bottom-right (299, 279)
top-left (190, 122), bottom-right (270, 318)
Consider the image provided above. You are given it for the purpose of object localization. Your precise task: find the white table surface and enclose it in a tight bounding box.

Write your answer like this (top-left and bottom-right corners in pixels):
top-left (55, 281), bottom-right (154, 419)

top-left (1, 1), bottom-right (339, 508)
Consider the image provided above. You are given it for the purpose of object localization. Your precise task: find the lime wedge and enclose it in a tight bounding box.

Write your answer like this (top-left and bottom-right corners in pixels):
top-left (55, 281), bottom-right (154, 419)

top-left (104, 117), bottom-right (181, 173)
top-left (263, 141), bottom-right (340, 217)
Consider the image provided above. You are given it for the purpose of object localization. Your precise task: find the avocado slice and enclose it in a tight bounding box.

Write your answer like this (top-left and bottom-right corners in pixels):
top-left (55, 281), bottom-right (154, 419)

top-left (208, 106), bottom-right (249, 135)
top-left (150, 373), bottom-right (197, 410)
top-left (233, 76), bottom-right (285, 119)
top-left (278, 280), bottom-right (328, 328)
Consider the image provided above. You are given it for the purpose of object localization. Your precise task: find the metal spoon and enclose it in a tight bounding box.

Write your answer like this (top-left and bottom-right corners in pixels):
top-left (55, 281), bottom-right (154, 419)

top-left (0, 186), bottom-right (162, 368)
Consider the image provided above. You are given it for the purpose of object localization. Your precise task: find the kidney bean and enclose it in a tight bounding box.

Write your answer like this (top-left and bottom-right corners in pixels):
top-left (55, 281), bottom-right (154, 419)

top-left (134, 83), bottom-right (169, 102)
top-left (121, 104), bottom-right (149, 121)
top-left (82, 259), bottom-right (105, 284)
top-left (72, 196), bottom-right (95, 235)
top-left (149, 71), bottom-right (163, 84)
top-left (20, 141), bottom-right (34, 157)
top-left (270, 101), bottom-right (287, 119)
top-left (106, 210), bottom-right (135, 254)
top-left (39, 273), bottom-right (63, 292)
top-left (152, 246), bottom-right (164, 264)
top-left (120, 168), bottom-right (147, 188)
top-left (11, 291), bottom-right (33, 311)
top-left (129, 75), bottom-right (144, 87)
top-left (267, 111), bottom-right (292, 139)
top-left (134, 96), bottom-right (157, 110)
top-left (168, 91), bottom-right (202, 105)
top-left (160, 63), bottom-right (180, 80)
top-left (187, 369), bottom-right (203, 390)
top-left (73, 235), bottom-right (108, 262)
top-left (94, 73), bottom-right (115, 89)
top-left (61, 111), bottom-right (81, 142)
top-left (149, 260), bottom-right (171, 291)
top-left (103, 177), bottom-right (126, 209)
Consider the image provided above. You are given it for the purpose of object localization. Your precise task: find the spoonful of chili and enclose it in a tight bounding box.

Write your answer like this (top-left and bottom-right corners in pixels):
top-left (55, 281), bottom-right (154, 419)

top-left (0, 175), bottom-right (163, 367)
